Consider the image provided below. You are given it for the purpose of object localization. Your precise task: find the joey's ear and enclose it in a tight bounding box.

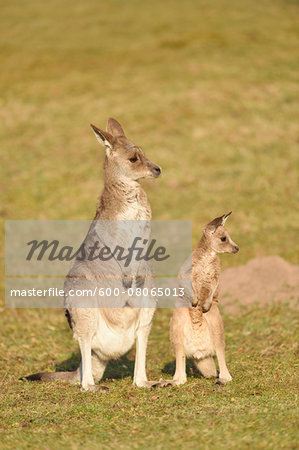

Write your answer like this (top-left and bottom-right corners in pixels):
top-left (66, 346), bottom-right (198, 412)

top-left (106, 118), bottom-right (125, 138)
top-left (90, 124), bottom-right (115, 150)
top-left (205, 211), bottom-right (232, 234)
top-left (222, 211), bottom-right (232, 226)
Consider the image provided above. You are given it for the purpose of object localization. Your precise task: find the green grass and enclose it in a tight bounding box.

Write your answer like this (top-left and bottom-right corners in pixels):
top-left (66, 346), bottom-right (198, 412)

top-left (1, 0), bottom-right (299, 448)
top-left (0, 305), bottom-right (298, 449)
top-left (1, 0), bottom-right (299, 263)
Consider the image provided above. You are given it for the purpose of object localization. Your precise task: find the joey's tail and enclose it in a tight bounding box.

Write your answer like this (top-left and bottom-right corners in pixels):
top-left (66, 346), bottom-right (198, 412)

top-left (20, 368), bottom-right (80, 384)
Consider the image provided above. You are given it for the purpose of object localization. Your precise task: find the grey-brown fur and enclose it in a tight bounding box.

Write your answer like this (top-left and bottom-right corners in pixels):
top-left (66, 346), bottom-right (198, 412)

top-left (23, 118), bottom-right (162, 391)
top-left (170, 212), bottom-right (239, 385)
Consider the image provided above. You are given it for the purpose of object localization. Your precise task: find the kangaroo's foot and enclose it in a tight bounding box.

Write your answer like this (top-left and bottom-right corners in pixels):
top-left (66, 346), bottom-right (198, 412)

top-left (169, 372), bottom-right (187, 386)
top-left (216, 366), bottom-right (232, 385)
top-left (148, 376), bottom-right (187, 387)
top-left (134, 378), bottom-right (173, 389)
top-left (171, 377), bottom-right (187, 386)
top-left (216, 374), bottom-right (232, 385)
top-left (150, 378), bottom-right (174, 389)
top-left (81, 384), bottom-right (109, 393)
top-left (215, 372), bottom-right (232, 385)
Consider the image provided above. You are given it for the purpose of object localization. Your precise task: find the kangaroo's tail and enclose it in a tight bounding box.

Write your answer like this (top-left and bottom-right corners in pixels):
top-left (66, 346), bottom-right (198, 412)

top-left (20, 368), bottom-right (80, 384)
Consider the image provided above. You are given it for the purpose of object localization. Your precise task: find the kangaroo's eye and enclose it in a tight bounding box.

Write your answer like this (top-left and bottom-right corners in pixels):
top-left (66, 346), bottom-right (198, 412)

top-left (129, 156), bottom-right (138, 163)
top-left (221, 237), bottom-right (226, 242)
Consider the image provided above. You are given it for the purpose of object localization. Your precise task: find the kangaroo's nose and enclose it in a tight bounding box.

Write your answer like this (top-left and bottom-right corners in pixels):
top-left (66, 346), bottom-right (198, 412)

top-left (233, 245), bottom-right (239, 253)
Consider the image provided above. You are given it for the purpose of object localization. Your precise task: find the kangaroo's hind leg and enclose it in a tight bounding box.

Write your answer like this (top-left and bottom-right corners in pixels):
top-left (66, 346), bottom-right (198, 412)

top-left (78, 335), bottom-right (108, 392)
top-left (133, 319), bottom-right (155, 387)
top-left (133, 307), bottom-right (171, 388)
top-left (170, 311), bottom-right (187, 385)
top-left (133, 306), bottom-right (155, 388)
top-left (172, 340), bottom-right (187, 385)
top-left (91, 351), bottom-right (109, 391)
top-left (78, 333), bottom-right (95, 391)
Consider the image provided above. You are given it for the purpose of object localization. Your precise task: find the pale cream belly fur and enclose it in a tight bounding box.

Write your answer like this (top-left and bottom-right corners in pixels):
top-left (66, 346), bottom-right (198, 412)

top-left (91, 312), bottom-right (137, 361)
top-left (182, 310), bottom-right (215, 360)
top-left (89, 302), bottom-right (155, 361)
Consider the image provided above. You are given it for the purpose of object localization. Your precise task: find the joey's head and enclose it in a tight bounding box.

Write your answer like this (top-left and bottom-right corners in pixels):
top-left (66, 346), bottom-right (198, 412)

top-left (90, 118), bottom-right (161, 182)
top-left (204, 212), bottom-right (239, 254)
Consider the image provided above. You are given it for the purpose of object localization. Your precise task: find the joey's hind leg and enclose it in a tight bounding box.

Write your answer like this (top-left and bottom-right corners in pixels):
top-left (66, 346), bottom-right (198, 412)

top-left (170, 312), bottom-right (187, 385)
top-left (205, 303), bottom-right (232, 383)
top-left (194, 356), bottom-right (217, 379)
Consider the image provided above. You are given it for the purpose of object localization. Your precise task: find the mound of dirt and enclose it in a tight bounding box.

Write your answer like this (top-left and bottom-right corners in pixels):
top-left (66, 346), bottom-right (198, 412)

top-left (219, 256), bottom-right (299, 312)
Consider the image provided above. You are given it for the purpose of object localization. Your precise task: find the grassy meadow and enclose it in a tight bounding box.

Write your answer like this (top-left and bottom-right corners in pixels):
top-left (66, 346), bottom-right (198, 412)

top-left (1, 0), bottom-right (298, 448)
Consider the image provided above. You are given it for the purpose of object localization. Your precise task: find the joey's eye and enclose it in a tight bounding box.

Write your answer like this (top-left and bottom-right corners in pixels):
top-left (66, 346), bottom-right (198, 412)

top-left (129, 156), bottom-right (138, 163)
top-left (221, 237), bottom-right (226, 242)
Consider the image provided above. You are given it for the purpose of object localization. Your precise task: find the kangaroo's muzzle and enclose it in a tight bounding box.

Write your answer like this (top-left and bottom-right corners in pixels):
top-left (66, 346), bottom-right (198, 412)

top-left (150, 164), bottom-right (162, 178)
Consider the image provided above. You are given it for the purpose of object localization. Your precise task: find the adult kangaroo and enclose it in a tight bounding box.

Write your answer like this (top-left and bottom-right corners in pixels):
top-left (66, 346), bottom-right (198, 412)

top-left (24, 118), bottom-right (162, 391)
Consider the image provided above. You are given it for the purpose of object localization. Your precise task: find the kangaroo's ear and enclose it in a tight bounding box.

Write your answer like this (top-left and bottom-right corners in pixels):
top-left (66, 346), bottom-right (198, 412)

top-left (90, 124), bottom-right (115, 150)
top-left (106, 118), bottom-right (125, 138)
top-left (205, 211), bottom-right (232, 234)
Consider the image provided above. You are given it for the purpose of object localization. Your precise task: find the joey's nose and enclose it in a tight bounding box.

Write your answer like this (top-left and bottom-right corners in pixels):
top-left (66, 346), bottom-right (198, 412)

top-left (153, 165), bottom-right (162, 177)
top-left (233, 245), bottom-right (239, 253)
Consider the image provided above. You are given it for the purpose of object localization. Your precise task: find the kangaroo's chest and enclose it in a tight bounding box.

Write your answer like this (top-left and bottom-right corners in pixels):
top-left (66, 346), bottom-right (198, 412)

top-left (119, 201), bottom-right (150, 220)
top-left (117, 194), bottom-right (152, 221)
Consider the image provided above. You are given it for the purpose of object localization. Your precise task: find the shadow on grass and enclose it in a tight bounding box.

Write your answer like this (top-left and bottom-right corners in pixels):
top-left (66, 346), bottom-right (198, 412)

top-left (162, 358), bottom-right (203, 378)
top-left (55, 352), bottom-right (204, 382)
top-left (55, 351), bottom-right (135, 381)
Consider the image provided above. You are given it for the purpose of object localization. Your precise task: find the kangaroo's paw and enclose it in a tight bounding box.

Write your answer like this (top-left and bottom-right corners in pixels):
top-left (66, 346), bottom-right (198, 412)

top-left (122, 275), bottom-right (133, 289)
top-left (81, 384), bottom-right (109, 393)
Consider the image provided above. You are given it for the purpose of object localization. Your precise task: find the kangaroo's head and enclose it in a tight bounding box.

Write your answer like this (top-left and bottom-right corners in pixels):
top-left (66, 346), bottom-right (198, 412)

top-left (204, 212), bottom-right (239, 254)
top-left (90, 118), bottom-right (161, 182)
